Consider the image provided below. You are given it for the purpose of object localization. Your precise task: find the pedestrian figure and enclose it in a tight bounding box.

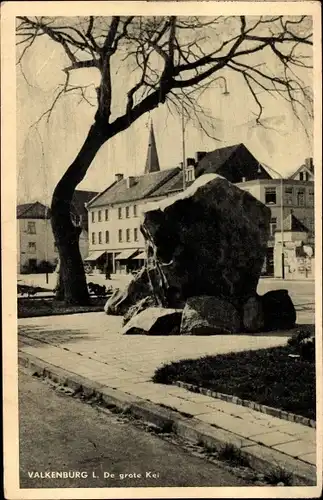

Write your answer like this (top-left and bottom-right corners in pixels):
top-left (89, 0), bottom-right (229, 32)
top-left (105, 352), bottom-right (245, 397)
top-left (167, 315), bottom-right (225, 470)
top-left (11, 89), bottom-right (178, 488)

top-left (104, 262), bottom-right (111, 280)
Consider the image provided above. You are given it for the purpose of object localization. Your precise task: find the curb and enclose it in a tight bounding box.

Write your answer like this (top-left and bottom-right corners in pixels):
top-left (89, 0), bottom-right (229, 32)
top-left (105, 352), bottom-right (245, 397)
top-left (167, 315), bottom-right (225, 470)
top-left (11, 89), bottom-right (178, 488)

top-left (174, 381), bottom-right (316, 428)
top-left (18, 351), bottom-right (316, 486)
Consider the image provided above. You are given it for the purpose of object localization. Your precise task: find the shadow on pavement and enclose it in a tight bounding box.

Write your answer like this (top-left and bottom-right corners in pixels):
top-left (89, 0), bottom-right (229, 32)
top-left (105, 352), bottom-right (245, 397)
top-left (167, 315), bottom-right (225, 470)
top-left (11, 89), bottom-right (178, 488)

top-left (18, 326), bottom-right (103, 346)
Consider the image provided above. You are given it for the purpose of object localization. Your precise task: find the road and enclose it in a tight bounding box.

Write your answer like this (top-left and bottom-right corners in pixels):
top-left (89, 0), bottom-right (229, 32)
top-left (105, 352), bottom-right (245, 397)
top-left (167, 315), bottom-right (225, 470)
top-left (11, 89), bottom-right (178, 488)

top-left (19, 369), bottom-right (248, 489)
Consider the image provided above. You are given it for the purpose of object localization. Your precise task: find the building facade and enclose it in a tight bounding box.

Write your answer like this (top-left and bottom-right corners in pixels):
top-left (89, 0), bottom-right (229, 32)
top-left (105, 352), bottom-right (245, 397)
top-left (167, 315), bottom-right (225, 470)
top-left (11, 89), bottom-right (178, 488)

top-left (85, 171), bottom-right (179, 274)
top-left (86, 124), bottom-right (315, 279)
top-left (17, 190), bottom-right (98, 274)
top-left (17, 202), bottom-right (56, 273)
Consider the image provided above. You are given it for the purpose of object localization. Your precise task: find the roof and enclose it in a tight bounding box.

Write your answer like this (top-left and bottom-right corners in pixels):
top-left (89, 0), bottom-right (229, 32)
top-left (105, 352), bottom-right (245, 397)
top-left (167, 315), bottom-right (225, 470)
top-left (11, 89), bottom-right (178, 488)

top-left (195, 143), bottom-right (241, 177)
top-left (152, 170), bottom-right (194, 196)
top-left (71, 190), bottom-right (98, 217)
top-left (88, 168), bottom-right (181, 207)
top-left (259, 163), bottom-right (278, 179)
top-left (277, 213), bottom-right (309, 233)
top-left (289, 164), bottom-right (314, 180)
top-left (194, 143), bottom-right (271, 181)
top-left (17, 201), bottom-right (50, 219)
top-left (144, 122), bottom-right (160, 174)
top-left (71, 190), bottom-right (98, 230)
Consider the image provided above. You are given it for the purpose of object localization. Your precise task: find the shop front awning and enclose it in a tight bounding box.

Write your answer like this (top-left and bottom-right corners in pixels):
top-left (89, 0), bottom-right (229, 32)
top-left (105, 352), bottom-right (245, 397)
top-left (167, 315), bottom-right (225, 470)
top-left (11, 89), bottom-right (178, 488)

top-left (115, 249), bottom-right (137, 261)
top-left (132, 251), bottom-right (146, 260)
top-left (84, 250), bottom-right (106, 262)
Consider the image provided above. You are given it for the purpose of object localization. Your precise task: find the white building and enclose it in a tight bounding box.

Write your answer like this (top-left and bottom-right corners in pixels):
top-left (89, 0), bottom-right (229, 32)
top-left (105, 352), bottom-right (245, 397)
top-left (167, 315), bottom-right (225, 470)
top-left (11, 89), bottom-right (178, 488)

top-left (17, 202), bottom-right (56, 273)
top-left (86, 125), bottom-right (182, 273)
top-left (17, 190), bottom-right (98, 274)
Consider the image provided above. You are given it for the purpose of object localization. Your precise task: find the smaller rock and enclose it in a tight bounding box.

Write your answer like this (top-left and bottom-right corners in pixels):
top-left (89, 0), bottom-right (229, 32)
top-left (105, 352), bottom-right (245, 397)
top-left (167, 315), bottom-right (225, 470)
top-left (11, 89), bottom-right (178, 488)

top-left (180, 296), bottom-right (241, 335)
top-left (104, 267), bottom-right (151, 316)
top-left (276, 482), bottom-right (285, 486)
top-left (261, 289), bottom-right (296, 331)
top-left (122, 296), bottom-right (157, 325)
top-left (242, 295), bottom-right (265, 333)
top-left (122, 307), bottom-right (182, 335)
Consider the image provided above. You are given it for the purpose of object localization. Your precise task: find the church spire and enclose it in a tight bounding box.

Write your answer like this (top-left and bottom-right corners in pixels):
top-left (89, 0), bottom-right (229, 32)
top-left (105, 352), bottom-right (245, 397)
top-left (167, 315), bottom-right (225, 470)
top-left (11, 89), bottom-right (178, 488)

top-left (144, 121), bottom-right (160, 174)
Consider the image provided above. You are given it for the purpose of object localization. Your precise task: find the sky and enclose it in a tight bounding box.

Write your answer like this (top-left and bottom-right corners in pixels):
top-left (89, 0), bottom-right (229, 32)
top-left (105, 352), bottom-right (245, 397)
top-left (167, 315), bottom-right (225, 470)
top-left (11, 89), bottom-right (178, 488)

top-left (16, 16), bottom-right (313, 205)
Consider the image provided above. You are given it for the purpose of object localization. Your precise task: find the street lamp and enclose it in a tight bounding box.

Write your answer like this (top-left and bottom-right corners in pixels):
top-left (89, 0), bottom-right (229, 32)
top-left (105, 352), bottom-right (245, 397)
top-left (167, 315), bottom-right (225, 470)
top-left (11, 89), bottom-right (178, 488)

top-left (181, 97), bottom-right (186, 191)
top-left (45, 204), bottom-right (49, 284)
top-left (180, 78), bottom-right (230, 192)
top-left (258, 163), bottom-right (285, 279)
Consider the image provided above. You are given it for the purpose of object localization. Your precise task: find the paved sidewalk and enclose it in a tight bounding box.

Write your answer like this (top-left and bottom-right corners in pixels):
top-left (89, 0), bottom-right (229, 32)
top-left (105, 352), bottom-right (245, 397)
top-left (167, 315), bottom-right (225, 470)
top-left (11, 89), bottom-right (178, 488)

top-left (18, 311), bottom-right (316, 485)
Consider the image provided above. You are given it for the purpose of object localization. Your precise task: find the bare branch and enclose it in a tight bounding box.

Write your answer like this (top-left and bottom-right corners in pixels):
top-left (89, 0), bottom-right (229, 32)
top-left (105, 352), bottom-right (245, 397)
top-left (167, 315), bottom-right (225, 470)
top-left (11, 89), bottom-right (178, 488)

top-left (17, 15), bottom-right (313, 143)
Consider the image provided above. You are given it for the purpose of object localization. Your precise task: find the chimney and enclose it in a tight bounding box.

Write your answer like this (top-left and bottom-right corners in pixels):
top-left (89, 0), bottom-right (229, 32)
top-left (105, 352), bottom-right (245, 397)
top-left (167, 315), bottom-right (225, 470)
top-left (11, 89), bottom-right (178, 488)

top-left (195, 151), bottom-right (207, 163)
top-left (126, 176), bottom-right (136, 188)
top-left (115, 173), bottom-right (124, 182)
top-left (179, 161), bottom-right (183, 170)
top-left (186, 157), bottom-right (196, 167)
top-left (305, 157), bottom-right (313, 171)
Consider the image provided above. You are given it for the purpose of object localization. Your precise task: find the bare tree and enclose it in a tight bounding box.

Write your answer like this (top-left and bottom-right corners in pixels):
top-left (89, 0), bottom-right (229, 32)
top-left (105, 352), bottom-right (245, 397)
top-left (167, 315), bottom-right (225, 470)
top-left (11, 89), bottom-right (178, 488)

top-left (16, 15), bottom-right (313, 304)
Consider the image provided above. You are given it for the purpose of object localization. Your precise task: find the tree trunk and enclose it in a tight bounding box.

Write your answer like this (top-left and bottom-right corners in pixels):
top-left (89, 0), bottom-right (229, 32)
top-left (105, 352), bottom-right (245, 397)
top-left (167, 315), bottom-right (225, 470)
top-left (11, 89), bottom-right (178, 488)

top-left (51, 122), bottom-right (109, 305)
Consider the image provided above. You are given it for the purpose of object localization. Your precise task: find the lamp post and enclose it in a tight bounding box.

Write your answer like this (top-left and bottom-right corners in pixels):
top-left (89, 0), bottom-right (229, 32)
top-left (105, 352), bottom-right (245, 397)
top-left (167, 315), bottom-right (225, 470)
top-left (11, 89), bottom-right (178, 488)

top-left (181, 97), bottom-right (186, 191)
top-left (45, 204), bottom-right (49, 284)
top-left (259, 163), bottom-right (285, 279)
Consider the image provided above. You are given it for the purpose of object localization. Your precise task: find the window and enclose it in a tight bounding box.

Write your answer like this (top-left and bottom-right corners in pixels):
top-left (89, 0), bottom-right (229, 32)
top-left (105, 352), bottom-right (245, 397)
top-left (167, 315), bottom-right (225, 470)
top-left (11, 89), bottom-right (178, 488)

top-left (91, 212), bottom-right (95, 223)
top-left (105, 209), bottom-right (109, 221)
top-left (27, 221), bottom-right (36, 234)
top-left (98, 231), bottom-right (102, 244)
top-left (133, 205), bottom-right (137, 217)
top-left (308, 190), bottom-right (314, 206)
top-left (299, 172), bottom-right (304, 181)
top-left (72, 213), bottom-right (81, 226)
top-left (269, 217), bottom-right (277, 236)
top-left (185, 168), bottom-right (195, 182)
top-left (126, 206), bottom-right (130, 218)
top-left (305, 172), bottom-right (310, 181)
top-left (126, 229), bottom-right (130, 242)
top-left (105, 230), bottom-right (109, 244)
top-left (92, 232), bottom-right (95, 245)
top-left (98, 210), bottom-right (102, 222)
top-left (134, 228), bottom-right (138, 242)
top-left (118, 229), bottom-right (122, 242)
top-left (118, 207), bottom-right (123, 219)
top-left (297, 190), bottom-right (305, 206)
top-left (284, 187), bottom-right (293, 205)
top-left (28, 242), bottom-right (36, 253)
top-left (265, 187), bottom-right (277, 205)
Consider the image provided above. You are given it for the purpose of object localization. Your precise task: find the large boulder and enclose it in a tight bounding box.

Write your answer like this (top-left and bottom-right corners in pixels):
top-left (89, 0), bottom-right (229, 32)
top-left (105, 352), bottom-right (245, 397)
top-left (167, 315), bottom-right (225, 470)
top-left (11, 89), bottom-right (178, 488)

top-left (122, 307), bottom-right (183, 335)
top-left (104, 267), bottom-right (152, 316)
top-left (180, 296), bottom-right (241, 335)
top-left (141, 174), bottom-right (271, 310)
top-left (242, 295), bottom-right (265, 333)
top-left (261, 289), bottom-right (296, 331)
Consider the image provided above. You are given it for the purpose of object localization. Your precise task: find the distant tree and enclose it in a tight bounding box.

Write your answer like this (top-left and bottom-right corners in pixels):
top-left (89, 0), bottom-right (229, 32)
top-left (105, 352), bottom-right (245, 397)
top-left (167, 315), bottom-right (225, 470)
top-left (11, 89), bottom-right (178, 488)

top-left (16, 15), bottom-right (313, 304)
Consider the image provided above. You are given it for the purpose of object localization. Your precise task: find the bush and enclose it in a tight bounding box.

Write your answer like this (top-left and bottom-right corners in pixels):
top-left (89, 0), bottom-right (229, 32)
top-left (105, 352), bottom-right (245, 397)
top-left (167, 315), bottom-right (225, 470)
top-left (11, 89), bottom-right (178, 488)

top-left (287, 329), bottom-right (312, 348)
top-left (37, 260), bottom-right (56, 273)
top-left (264, 466), bottom-right (293, 486)
top-left (217, 443), bottom-right (249, 467)
top-left (20, 260), bottom-right (56, 274)
top-left (287, 329), bottom-right (315, 361)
